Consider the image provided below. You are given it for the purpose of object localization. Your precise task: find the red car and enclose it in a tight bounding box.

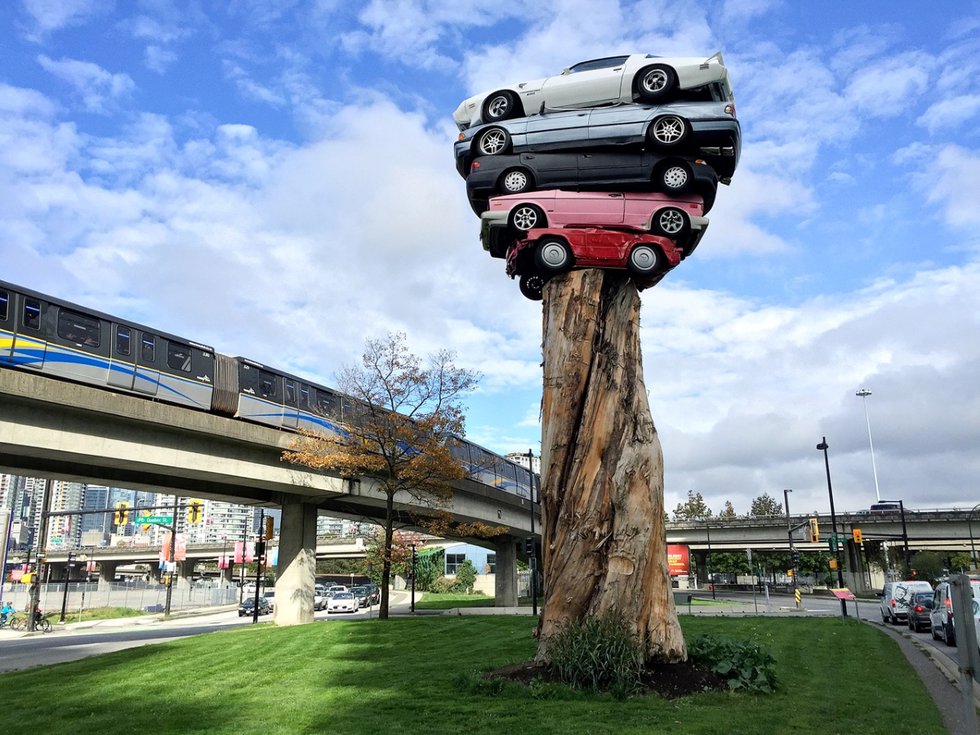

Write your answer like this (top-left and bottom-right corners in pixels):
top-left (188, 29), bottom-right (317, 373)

top-left (505, 227), bottom-right (682, 300)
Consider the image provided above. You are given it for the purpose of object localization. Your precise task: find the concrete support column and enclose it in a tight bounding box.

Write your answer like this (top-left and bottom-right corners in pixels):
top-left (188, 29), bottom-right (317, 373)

top-left (274, 500), bottom-right (317, 626)
top-left (493, 536), bottom-right (518, 607)
top-left (220, 563), bottom-right (234, 584)
top-left (693, 550), bottom-right (709, 589)
top-left (97, 561), bottom-right (118, 592)
top-left (176, 560), bottom-right (194, 591)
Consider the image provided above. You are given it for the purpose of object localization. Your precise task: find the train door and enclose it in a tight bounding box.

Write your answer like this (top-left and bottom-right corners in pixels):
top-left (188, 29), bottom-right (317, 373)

top-left (5, 292), bottom-right (47, 369)
top-left (107, 324), bottom-right (137, 390)
top-left (283, 378), bottom-right (299, 428)
top-left (133, 332), bottom-right (161, 396)
top-left (0, 286), bottom-right (12, 363)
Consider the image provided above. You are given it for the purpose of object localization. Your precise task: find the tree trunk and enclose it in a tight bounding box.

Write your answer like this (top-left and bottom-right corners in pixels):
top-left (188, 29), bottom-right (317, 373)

top-left (535, 269), bottom-right (686, 664)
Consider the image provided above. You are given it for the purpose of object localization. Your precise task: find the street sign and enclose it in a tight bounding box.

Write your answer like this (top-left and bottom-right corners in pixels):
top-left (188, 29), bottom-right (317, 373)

top-left (139, 515), bottom-right (173, 526)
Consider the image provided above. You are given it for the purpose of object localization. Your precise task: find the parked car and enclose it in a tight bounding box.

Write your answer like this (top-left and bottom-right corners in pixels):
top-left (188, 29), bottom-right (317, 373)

top-left (929, 577), bottom-right (980, 646)
top-left (453, 52), bottom-right (731, 130)
top-left (350, 586), bottom-right (372, 608)
top-left (454, 99), bottom-right (739, 183)
top-left (314, 585), bottom-right (327, 611)
top-left (239, 597), bottom-right (273, 617)
top-left (505, 227), bottom-right (682, 300)
top-left (906, 591), bottom-right (934, 632)
top-left (482, 189), bottom-right (707, 238)
top-left (327, 591), bottom-right (360, 614)
top-left (879, 580), bottom-right (932, 625)
top-left (327, 585), bottom-right (348, 598)
top-left (464, 151), bottom-right (718, 216)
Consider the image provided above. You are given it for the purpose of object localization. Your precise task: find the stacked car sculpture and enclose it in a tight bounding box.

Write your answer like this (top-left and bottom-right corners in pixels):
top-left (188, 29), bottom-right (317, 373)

top-left (453, 52), bottom-right (740, 300)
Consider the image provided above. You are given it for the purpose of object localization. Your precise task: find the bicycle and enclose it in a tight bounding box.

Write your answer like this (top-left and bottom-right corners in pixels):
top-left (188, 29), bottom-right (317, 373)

top-left (7, 612), bottom-right (52, 633)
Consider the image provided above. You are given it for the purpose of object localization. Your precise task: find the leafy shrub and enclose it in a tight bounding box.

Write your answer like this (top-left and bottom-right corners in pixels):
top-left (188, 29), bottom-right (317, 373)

top-left (687, 634), bottom-right (778, 693)
top-left (429, 576), bottom-right (462, 593)
top-left (546, 612), bottom-right (644, 697)
top-left (455, 560), bottom-right (477, 593)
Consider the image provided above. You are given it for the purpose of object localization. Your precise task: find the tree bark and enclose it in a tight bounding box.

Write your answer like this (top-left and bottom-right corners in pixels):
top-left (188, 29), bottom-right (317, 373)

top-left (535, 269), bottom-right (686, 664)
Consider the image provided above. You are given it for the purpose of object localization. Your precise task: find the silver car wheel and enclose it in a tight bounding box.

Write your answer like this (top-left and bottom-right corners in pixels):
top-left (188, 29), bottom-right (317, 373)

top-left (657, 208), bottom-right (685, 235)
top-left (486, 93), bottom-right (514, 121)
top-left (477, 128), bottom-right (509, 156)
top-left (662, 165), bottom-right (689, 191)
top-left (652, 116), bottom-right (687, 145)
top-left (512, 205), bottom-right (543, 231)
top-left (502, 169), bottom-right (529, 193)
top-left (535, 238), bottom-right (570, 273)
top-left (628, 245), bottom-right (660, 274)
top-left (641, 69), bottom-right (669, 96)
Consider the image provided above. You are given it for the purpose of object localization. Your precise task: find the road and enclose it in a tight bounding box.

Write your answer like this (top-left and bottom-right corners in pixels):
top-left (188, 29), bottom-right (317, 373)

top-left (0, 590), bottom-right (413, 673)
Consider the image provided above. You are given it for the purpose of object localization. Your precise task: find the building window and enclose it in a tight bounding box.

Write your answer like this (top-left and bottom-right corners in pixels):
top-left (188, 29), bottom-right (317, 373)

top-left (446, 553), bottom-right (466, 575)
top-left (486, 554), bottom-right (496, 574)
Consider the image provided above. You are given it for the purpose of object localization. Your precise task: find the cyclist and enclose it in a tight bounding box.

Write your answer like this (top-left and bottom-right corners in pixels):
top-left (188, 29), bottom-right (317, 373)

top-left (32, 603), bottom-right (43, 630)
top-left (0, 601), bottom-right (14, 625)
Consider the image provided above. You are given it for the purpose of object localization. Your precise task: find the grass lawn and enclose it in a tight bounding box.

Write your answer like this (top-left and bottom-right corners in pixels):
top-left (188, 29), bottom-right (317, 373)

top-left (0, 616), bottom-right (944, 735)
top-left (414, 592), bottom-right (494, 609)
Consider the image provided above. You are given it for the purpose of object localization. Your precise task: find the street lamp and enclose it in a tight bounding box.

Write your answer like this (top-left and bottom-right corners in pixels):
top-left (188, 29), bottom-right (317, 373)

top-left (856, 389), bottom-right (881, 502)
top-left (784, 489), bottom-right (798, 607)
top-left (409, 543), bottom-right (417, 614)
top-left (704, 518), bottom-right (715, 599)
top-left (816, 437), bottom-right (847, 617)
top-left (527, 448), bottom-right (539, 616)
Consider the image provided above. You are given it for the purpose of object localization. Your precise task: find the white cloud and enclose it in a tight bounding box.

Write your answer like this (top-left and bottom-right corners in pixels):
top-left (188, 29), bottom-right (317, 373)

top-left (19, 0), bottom-right (104, 39)
top-left (36, 55), bottom-right (135, 113)
top-left (917, 94), bottom-right (980, 134)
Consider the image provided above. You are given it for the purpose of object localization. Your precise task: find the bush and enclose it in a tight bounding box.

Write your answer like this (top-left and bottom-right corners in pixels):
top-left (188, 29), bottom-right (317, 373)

top-left (455, 560), bottom-right (477, 593)
top-left (687, 634), bottom-right (778, 693)
top-left (546, 612), bottom-right (644, 697)
top-left (429, 576), bottom-right (461, 593)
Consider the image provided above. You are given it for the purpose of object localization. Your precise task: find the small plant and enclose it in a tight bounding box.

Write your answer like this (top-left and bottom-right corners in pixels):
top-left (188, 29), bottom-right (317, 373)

top-left (546, 612), bottom-right (644, 696)
top-left (687, 634), bottom-right (778, 693)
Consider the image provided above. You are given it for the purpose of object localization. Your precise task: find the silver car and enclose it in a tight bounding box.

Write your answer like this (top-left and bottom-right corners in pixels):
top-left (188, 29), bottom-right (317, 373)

top-left (455, 100), bottom-right (739, 182)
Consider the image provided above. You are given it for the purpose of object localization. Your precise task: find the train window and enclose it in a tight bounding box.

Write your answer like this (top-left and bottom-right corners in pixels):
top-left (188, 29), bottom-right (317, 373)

top-left (57, 309), bottom-right (101, 347)
top-left (141, 334), bottom-right (156, 362)
top-left (115, 326), bottom-right (131, 356)
top-left (299, 384), bottom-right (311, 408)
top-left (167, 342), bottom-right (192, 372)
top-left (284, 380), bottom-right (297, 405)
top-left (23, 298), bottom-right (41, 330)
top-left (258, 370), bottom-right (278, 399)
top-left (0, 290), bottom-right (7, 321)
top-left (316, 390), bottom-right (338, 416)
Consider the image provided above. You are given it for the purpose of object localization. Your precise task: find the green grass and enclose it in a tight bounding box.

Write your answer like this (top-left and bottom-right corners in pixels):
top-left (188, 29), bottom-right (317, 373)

top-left (58, 606), bottom-right (146, 623)
top-left (0, 616), bottom-right (944, 735)
top-left (414, 592), bottom-right (494, 609)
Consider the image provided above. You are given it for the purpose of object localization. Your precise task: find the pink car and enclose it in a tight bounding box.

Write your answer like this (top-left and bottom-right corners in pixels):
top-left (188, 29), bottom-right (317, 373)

top-left (482, 189), bottom-right (707, 241)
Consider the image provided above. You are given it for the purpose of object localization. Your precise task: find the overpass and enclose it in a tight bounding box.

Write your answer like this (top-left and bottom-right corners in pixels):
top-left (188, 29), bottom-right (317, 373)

top-left (0, 368), bottom-right (539, 622)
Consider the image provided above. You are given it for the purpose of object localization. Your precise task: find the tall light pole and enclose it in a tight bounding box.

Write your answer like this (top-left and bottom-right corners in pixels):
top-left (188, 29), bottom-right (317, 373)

top-left (784, 489), bottom-right (798, 607)
top-left (817, 437), bottom-right (847, 617)
top-left (856, 388), bottom-right (881, 502)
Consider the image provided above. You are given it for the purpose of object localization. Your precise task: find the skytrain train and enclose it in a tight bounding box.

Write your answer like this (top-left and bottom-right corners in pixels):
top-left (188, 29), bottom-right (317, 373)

top-left (0, 279), bottom-right (534, 498)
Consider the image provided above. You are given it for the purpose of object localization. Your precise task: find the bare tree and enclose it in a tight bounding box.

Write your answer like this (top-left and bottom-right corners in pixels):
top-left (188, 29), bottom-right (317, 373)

top-left (283, 333), bottom-right (479, 619)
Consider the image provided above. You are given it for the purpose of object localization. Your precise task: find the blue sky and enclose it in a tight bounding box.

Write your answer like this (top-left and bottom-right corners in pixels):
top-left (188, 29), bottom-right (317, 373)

top-left (2, 0), bottom-right (979, 517)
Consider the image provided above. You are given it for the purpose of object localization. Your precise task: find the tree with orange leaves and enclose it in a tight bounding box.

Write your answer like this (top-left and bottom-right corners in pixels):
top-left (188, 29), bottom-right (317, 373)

top-left (283, 332), bottom-right (480, 619)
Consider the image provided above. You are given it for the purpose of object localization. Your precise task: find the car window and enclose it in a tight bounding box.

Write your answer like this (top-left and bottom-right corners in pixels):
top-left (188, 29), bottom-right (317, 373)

top-left (566, 56), bottom-right (629, 74)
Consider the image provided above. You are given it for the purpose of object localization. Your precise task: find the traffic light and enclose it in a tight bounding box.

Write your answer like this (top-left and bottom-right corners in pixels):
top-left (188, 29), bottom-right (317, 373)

top-left (808, 517), bottom-right (820, 543)
top-left (852, 528), bottom-right (863, 544)
top-left (791, 549), bottom-right (800, 568)
top-left (113, 502), bottom-right (130, 526)
top-left (524, 537), bottom-right (535, 557)
top-left (264, 515), bottom-right (274, 541)
top-left (187, 500), bottom-right (204, 524)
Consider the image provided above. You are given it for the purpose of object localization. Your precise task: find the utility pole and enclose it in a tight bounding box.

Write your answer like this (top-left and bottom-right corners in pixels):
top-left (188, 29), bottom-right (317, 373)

top-left (28, 482), bottom-right (52, 628)
top-left (527, 448), bottom-right (538, 617)
top-left (164, 497), bottom-right (180, 617)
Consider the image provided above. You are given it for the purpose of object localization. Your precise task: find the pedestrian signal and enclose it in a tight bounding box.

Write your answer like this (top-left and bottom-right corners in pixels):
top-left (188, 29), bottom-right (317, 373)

top-left (264, 515), bottom-right (274, 541)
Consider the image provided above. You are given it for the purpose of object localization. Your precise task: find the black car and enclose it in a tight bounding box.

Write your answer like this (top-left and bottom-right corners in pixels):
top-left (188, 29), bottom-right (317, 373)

top-left (239, 597), bottom-right (273, 617)
top-left (464, 151), bottom-right (717, 216)
top-left (906, 591), bottom-right (933, 632)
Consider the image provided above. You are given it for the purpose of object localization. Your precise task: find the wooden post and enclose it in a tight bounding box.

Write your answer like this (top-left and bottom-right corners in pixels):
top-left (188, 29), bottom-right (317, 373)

top-left (535, 269), bottom-right (686, 664)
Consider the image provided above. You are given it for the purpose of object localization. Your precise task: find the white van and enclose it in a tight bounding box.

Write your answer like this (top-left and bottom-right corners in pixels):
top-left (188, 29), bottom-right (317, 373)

top-left (880, 580), bottom-right (933, 625)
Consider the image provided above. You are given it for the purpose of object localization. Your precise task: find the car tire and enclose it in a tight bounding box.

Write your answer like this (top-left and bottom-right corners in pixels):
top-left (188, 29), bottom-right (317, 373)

top-left (636, 64), bottom-right (677, 101)
top-left (647, 115), bottom-right (689, 147)
top-left (483, 91), bottom-right (519, 123)
top-left (476, 127), bottom-right (511, 157)
top-left (500, 168), bottom-right (532, 194)
top-left (519, 274), bottom-right (546, 301)
top-left (509, 204), bottom-right (546, 233)
top-left (943, 622), bottom-right (955, 646)
top-left (627, 244), bottom-right (664, 276)
top-left (653, 206), bottom-right (689, 238)
top-left (658, 161), bottom-right (692, 194)
top-left (534, 237), bottom-right (571, 275)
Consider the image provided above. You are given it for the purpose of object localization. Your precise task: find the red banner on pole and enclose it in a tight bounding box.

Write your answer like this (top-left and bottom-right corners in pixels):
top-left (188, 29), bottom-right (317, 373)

top-left (667, 545), bottom-right (690, 576)
top-left (234, 541), bottom-right (244, 564)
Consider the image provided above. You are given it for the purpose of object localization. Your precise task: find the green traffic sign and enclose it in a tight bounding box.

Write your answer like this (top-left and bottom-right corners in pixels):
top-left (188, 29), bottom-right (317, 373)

top-left (139, 515), bottom-right (173, 526)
